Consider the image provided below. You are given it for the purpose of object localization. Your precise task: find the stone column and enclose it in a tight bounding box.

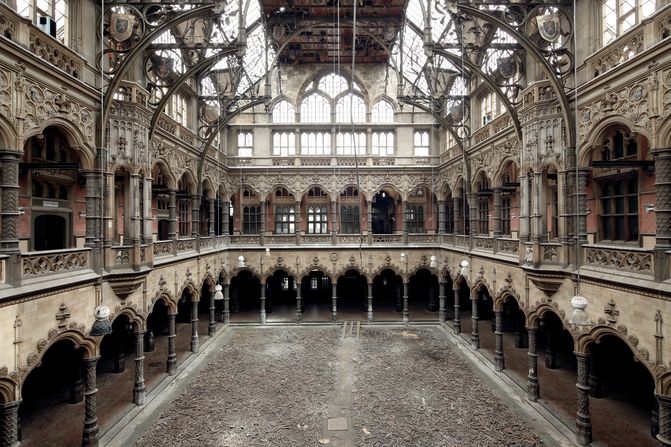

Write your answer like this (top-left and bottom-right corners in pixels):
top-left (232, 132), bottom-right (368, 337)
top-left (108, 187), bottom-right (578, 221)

top-left (366, 200), bottom-right (373, 243)
top-left (82, 357), bottom-right (99, 447)
top-left (438, 281), bottom-right (446, 322)
top-left (367, 281), bottom-right (373, 322)
top-left (260, 200), bottom-right (266, 244)
top-left (437, 200), bottom-right (446, 234)
top-left (208, 290), bottom-right (216, 335)
top-left (260, 280), bottom-right (267, 324)
top-left (222, 200), bottom-right (230, 236)
top-left (331, 200), bottom-right (337, 244)
top-left (130, 173), bottom-right (141, 246)
top-left (468, 193), bottom-right (478, 236)
top-left (166, 312), bottom-right (177, 374)
top-left (208, 198), bottom-right (215, 236)
top-left (83, 171), bottom-right (101, 248)
top-left (296, 281), bottom-right (302, 323)
top-left (190, 299), bottom-right (199, 353)
top-left (295, 200), bottom-right (301, 245)
top-left (656, 394), bottom-right (671, 446)
top-left (402, 281), bottom-right (409, 323)
top-left (191, 194), bottom-right (200, 238)
top-left (331, 281), bottom-right (337, 322)
top-left (575, 169), bottom-right (589, 245)
top-left (493, 188), bottom-right (502, 237)
top-left (168, 189), bottom-right (177, 240)
top-left (519, 173), bottom-right (530, 241)
top-left (133, 330), bottom-right (145, 406)
top-left (530, 171), bottom-right (543, 242)
top-left (222, 283), bottom-right (230, 324)
top-left (653, 147), bottom-right (671, 281)
top-left (453, 287), bottom-right (461, 334)
top-left (402, 202), bottom-right (408, 244)
top-left (0, 149), bottom-right (21, 286)
top-left (575, 351), bottom-right (592, 445)
top-left (453, 197), bottom-right (461, 234)
top-left (0, 400), bottom-right (20, 447)
top-left (527, 327), bottom-right (540, 401)
top-left (494, 310), bottom-right (504, 371)
top-left (470, 294), bottom-right (479, 349)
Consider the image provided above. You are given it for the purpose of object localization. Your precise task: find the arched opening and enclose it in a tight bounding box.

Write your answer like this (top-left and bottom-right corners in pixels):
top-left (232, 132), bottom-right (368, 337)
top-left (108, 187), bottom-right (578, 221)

top-left (113, 167), bottom-right (131, 245)
top-left (300, 270), bottom-right (332, 322)
top-left (144, 298), bottom-right (171, 388)
top-left (176, 174), bottom-right (194, 238)
top-left (542, 165), bottom-right (559, 241)
top-left (473, 172), bottom-right (492, 236)
top-left (302, 186), bottom-right (330, 235)
top-left (372, 189), bottom-right (397, 234)
top-left (443, 272), bottom-right (454, 322)
top-left (176, 287), bottom-right (197, 358)
top-left (586, 335), bottom-right (656, 446)
top-left (471, 286), bottom-right (494, 352)
top-left (372, 269), bottom-right (403, 321)
top-left (230, 270), bottom-right (261, 322)
top-left (266, 269), bottom-right (297, 322)
top-left (21, 126), bottom-right (83, 251)
top-left (198, 280), bottom-right (215, 340)
top-left (497, 161), bottom-right (519, 238)
top-left (406, 187), bottom-right (434, 234)
top-left (151, 163), bottom-right (172, 241)
top-left (338, 186), bottom-right (363, 234)
top-left (19, 339), bottom-right (86, 446)
top-left (270, 187), bottom-right (296, 235)
top-left (336, 269), bottom-right (367, 320)
top-left (408, 268), bottom-right (439, 320)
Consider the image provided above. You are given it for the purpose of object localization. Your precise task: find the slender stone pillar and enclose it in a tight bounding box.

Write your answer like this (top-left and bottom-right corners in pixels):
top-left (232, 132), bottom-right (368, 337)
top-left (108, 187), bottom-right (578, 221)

top-left (222, 200), bottom-right (230, 236)
top-left (208, 198), bottom-right (215, 236)
top-left (437, 200), bottom-right (446, 234)
top-left (402, 281), bottom-right (409, 323)
top-left (130, 173), bottom-right (141, 246)
top-left (656, 394), bottom-right (671, 446)
top-left (191, 194), bottom-right (200, 238)
top-left (366, 200), bottom-right (372, 243)
top-left (402, 202), bottom-right (408, 240)
top-left (493, 188), bottom-right (502, 237)
top-left (168, 189), bottom-right (177, 240)
top-left (260, 280), bottom-right (267, 324)
top-left (133, 330), bottom-right (145, 406)
top-left (83, 171), bottom-right (101, 248)
top-left (470, 294), bottom-right (479, 349)
top-left (527, 327), bottom-right (540, 401)
top-left (0, 400), bottom-right (20, 447)
top-left (468, 193), bottom-right (478, 236)
top-left (296, 282), bottom-right (302, 323)
top-left (575, 351), bottom-right (593, 445)
top-left (222, 284), bottom-right (230, 324)
top-left (653, 147), bottom-right (671, 281)
top-left (0, 149), bottom-right (21, 286)
top-left (453, 197), bottom-right (461, 234)
top-left (453, 287), bottom-right (461, 334)
top-left (438, 281), bottom-right (446, 322)
top-left (208, 290), bottom-right (216, 335)
top-left (190, 299), bottom-right (199, 353)
top-left (259, 200), bottom-right (266, 244)
top-left (82, 357), bottom-right (99, 447)
top-left (494, 310), bottom-right (504, 371)
top-left (166, 312), bottom-right (177, 374)
top-left (331, 200), bottom-right (337, 244)
top-left (331, 282), bottom-right (337, 322)
top-left (576, 169), bottom-right (589, 245)
top-left (367, 281), bottom-right (373, 322)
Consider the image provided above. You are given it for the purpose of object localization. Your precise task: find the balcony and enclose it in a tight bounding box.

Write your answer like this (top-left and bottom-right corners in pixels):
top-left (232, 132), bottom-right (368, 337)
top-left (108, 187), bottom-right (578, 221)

top-left (21, 248), bottom-right (91, 279)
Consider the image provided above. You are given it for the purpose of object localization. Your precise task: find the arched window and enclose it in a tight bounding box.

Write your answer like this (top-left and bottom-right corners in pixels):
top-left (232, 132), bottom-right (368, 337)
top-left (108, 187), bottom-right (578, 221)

top-left (336, 93), bottom-right (366, 123)
top-left (300, 93), bottom-right (331, 123)
top-left (371, 100), bottom-right (394, 123)
top-left (272, 100), bottom-right (295, 123)
top-left (318, 73), bottom-right (349, 98)
top-left (476, 177), bottom-right (490, 235)
top-left (602, 0), bottom-right (656, 44)
top-left (243, 206), bottom-right (260, 234)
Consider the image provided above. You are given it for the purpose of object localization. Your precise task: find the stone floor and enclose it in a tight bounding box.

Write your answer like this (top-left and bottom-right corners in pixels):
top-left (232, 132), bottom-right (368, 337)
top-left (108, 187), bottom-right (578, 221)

top-left (135, 326), bottom-right (547, 447)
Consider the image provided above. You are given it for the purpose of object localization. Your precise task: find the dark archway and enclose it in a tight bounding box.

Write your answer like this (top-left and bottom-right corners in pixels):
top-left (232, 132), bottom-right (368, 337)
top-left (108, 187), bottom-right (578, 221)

top-left (144, 299), bottom-right (171, 391)
top-left (230, 270), bottom-right (261, 322)
top-left (408, 268), bottom-right (439, 320)
top-left (34, 214), bottom-right (67, 251)
top-left (300, 270), bottom-right (332, 322)
top-left (19, 339), bottom-right (85, 446)
top-left (266, 269), bottom-right (297, 322)
top-left (372, 269), bottom-right (403, 321)
top-left (336, 269), bottom-right (367, 320)
top-left (372, 190), bottom-right (396, 234)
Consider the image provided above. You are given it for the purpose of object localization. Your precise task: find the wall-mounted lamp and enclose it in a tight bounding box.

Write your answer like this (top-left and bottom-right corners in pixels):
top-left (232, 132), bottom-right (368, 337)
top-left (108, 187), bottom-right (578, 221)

top-left (460, 259), bottom-right (469, 277)
top-left (429, 255), bottom-right (438, 268)
top-left (645, 204), bottom-right (656, 213)
top-left (90, 305), bottom-right (113, 336)
top-left (238, 255), bottom-right (245, 268)
top-left (511, 212), bottom-right (517, 218)
top-left (400, 252), bottom-right (407, 263)
top-left (79, 211), bottom-right (86, 219)
top-left (585, 208), bottom-right (591, 215)
top-left (265, 247), bottom-right (271, 256)
top-left (214, 284), bottom-right (223, 300)
top-left (17, 207), bottom-right (25, 216)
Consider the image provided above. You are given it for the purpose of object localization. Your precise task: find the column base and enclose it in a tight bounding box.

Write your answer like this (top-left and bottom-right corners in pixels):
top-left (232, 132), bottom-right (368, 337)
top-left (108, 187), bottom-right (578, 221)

top-left (208, 322), bottom-right (216, 336)
top-left (576, 414), bottom-right (592, 445)
top-left (527, 377), bottom-right (540, 401)
top-left (260, 310), bottom-right (266, 325)
top-left (470, 335), bottom-right (480, 350)
top-left (166, 355), bottom-right (176, 375)
top-left (495, 354), bottom-right (505, 372)
top-left (191, 337), bottom-right (199, 353)
top-left (453, 321), bottom-right (461, 335)
top-left (133, 385), bottom-right (145, 406)
top-left (82, 421), bottom-right (99, 447)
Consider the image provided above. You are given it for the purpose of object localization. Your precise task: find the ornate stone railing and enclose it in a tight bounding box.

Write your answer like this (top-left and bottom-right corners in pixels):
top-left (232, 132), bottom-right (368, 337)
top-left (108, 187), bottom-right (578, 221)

top-left (455, 235), bottom-right (470, 248)
top-left (214, 235), bottom-right (228, 247)
top-left (153, 240), bottom-right (173, 257)
top-left (372, 234), bottom-right (403, 244)
top-left (176, 238), bottom-right (196, 253)
top-left (586, 4), bottom-right (671, 78)
top-left (473, 236), bottom-right (494, 251)
top-left (266, 235), bottom-right (296, 245)
top-left (199, 236), bottom-right (214, 250)
top-left (230, 235), bottom-right (261, 245)
top-left (541, 243), bottom-right (561, 263)
top-left (301, 235), bottom-right (331, 244)
top-left (584, 245), bottom-right (653, 274)
top-left (21, 248), bottom-right (91, 278)
top-left (497, 238), bottom-right (519, 255)
top-left (273, 157), bottom-right (295, 167)
top-left (338, 234), bottom-right (365, 244)
top-left (301, 157), bottom-right (331, 167)
top-left (372, 157), bottom-right (395, 166)
top-left (408, 234), bottom-right (439, 244)
top-left (114, 246), bottom-right (132, 265)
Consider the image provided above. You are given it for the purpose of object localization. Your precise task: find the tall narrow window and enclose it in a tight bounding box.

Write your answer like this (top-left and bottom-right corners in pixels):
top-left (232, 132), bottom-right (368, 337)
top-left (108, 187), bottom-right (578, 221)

top-left (243, 206), bottom-right (260, 234)
top-left (272, 132), bottom-right (296, 156)
top-left (340, 205), bottom-right (360, 234)
top-left (599, 177), bottom-right (638, 242)
top-left (445, 200), bottom-right (454, 233)
top-left (372, 131), bottom-right (394, 156)
top-left (480, 91), bottom-right (498, 126)
top-left (308, 206), bottom-right (328, 234)
top-left (501, 195), bottom-right (511, 236)
top-left (414, 131), bottom-right (430, 157)
top-left (237, 131), bottom-right (253, 157)
top-left (274, 206), bottom-right (296, 234)
top-left (371, 100), bottom-right (394, 123)
top-left (272, 100), bottom-right (295, 123)
top-left (300, 93), bottom-right (331, 123)
top-left (336, 132), bottom-right (366, 155)
top-left (336, 93), bottom-right (366, 123)
top-left (602, 0), bottom-right (656, 44)
top-left (301, 132), bottom-right (331, 155)
top-left (406, 205), bottom-right (425, 233)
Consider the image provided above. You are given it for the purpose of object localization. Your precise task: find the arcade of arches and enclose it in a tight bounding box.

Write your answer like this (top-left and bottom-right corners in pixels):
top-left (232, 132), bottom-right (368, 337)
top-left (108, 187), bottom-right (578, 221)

top-left (1, 0), bottom-right (671, 445)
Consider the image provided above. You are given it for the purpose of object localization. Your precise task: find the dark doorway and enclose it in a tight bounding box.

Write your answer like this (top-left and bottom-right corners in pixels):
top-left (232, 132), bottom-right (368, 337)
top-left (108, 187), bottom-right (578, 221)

top-left (34, 214), bottom-right (66, 251)
top-left (372, 191), bottom-right (395, 234)
top-left (158, 219), bottom-right (169, 241)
